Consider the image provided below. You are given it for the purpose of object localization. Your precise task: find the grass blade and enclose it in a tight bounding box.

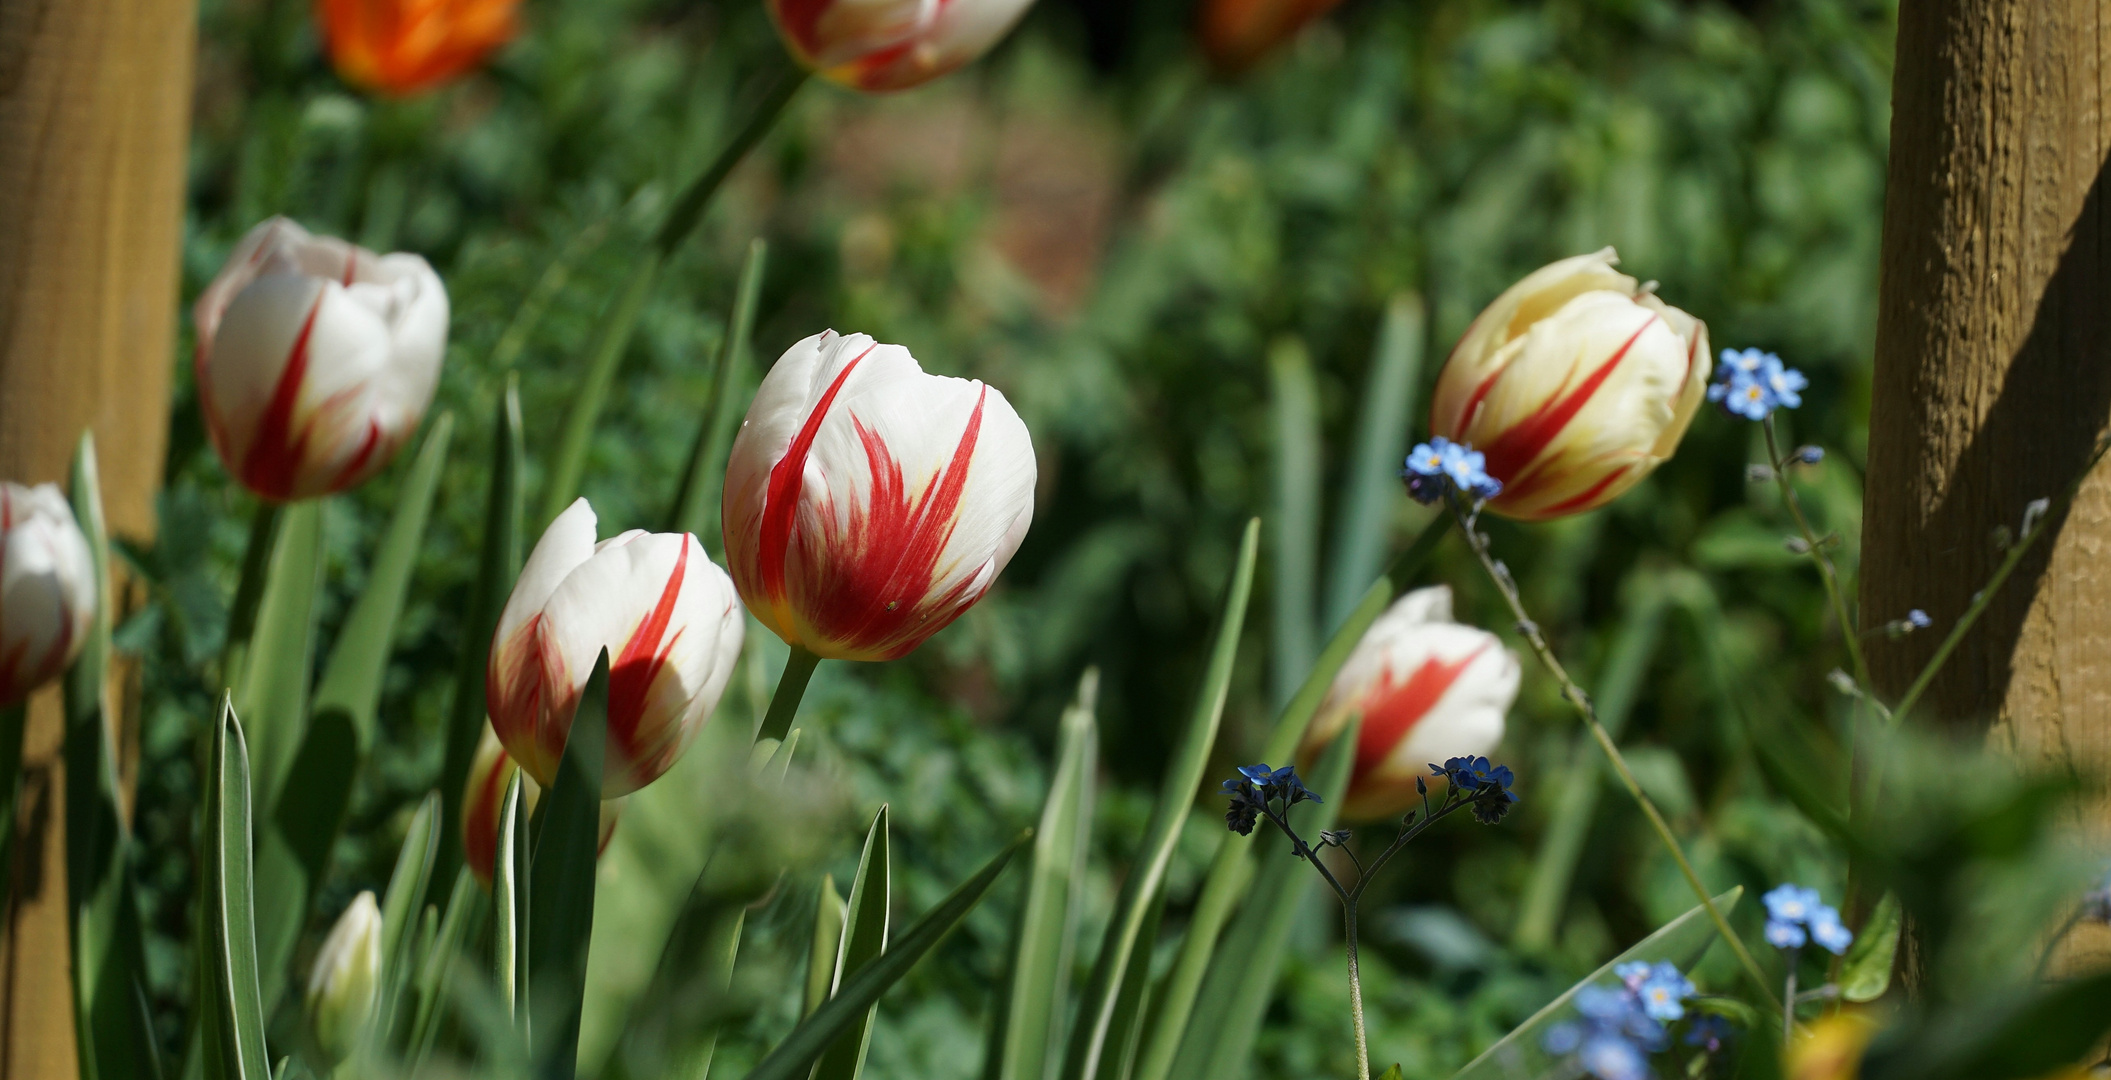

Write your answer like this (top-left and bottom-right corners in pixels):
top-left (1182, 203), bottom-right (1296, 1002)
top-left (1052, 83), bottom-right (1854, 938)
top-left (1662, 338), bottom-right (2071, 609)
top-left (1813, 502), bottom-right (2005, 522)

top-left (540, 254), bottom-right (662, 529)
top-left (1449, 887), bottom-right (1745, 1080)
top-left (805, 877), bottom-right (847, 1018)
top-left (992, 670), bottom-right (1099, 1080)
top-left (812, 806), bottom-right (891, 1080)
top-left (528, 649), bottom-right (611, 1080)
top-left (1063, 519), bottom-right (1259, 1080)
top-left (438, 377), bottom-right (525, 894)
top-left (378, 791), bottom-right (441, 1043)
top-left (409, 869), bottom-right (484, 1063)
top-left (1164, 720), bottom-right (1357, 1080)
top-left (65, 433), bottom-right (156, 1080)
top-left (1129, 830), bottom-right (1252, 1080)
top-left (207, 696), bottom-right (272, 1080)
top-left (666, 237), bottom-right (768, 539)
top-left (1268, 340), bottom-right (1322, 710)
top-left (741, 831), bottom-right (1031, 1080)
top-left (1323, 294), bottom-right (1424, 632)
top-left (313, 412), bottom-right (455, 746)
top-left (254, 708), bottom-right (359, 1013)
top-left (1099, 889), bottom-right (1166, 1080)
top-left (234, 498), bottom-right (324, 815)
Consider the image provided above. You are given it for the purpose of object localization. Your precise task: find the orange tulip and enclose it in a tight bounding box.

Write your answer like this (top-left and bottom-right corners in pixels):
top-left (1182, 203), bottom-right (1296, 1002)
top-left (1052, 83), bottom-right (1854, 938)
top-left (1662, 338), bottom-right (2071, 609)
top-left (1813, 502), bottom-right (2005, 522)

top-left (1199, 0), bottom-right (1345, 74)
top-left (316, 0), bottom-right (518, 96)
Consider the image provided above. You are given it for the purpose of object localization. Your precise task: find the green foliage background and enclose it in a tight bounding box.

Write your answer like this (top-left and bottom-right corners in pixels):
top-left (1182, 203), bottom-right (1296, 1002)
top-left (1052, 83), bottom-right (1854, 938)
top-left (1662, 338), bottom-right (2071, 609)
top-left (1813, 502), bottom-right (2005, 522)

top-left (127, 0), bottom-right (1911, 1075)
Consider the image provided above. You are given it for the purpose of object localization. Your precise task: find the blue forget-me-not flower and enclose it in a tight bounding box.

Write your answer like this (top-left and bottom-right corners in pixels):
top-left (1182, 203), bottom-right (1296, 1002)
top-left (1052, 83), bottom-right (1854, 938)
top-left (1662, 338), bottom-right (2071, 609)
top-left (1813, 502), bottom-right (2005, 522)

top-left (1545, 962), bottom-right (1696, 1080)
top-left (1762, 883), bottom-right (1853, 955)
top-left (1403, 437), bottom-right (1503, 504)
top-left (1707, 349), bottom-right (1807, 421)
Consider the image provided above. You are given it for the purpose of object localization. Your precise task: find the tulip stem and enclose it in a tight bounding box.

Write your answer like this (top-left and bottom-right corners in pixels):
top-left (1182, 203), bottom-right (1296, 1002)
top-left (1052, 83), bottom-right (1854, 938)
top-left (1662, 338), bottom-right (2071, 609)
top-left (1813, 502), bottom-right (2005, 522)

top-left (758, 646), bottom-right (821, 744)
top-left (0, 703), bottom-right (26, 910)
top-left (1759, 419), bottom-right (1873, 700)
top-left (222, 499), bottom-right (285, 687)
top-left (652, 64), bottom-right (808, 259)
top-left (1446, 497), bottom-right (1782, 1014)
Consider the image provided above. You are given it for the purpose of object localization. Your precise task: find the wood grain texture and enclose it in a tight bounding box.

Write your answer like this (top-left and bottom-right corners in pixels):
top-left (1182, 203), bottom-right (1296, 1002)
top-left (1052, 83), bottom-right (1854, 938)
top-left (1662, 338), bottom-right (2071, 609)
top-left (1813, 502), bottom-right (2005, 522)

top-left (0, 0), bottom-right (195, 1072)
top-left (1861, 0), bottom-right (2110, 972)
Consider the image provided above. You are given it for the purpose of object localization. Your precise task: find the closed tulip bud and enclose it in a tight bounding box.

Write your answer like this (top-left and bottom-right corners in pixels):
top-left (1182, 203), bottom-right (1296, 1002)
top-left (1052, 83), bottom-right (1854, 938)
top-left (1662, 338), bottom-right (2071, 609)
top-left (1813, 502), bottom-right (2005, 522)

top-left (487, 499), bottom-right (744, 797)
top-left (768, 0), bottom-right (1037, 92)
top-left (0, 483), bottom-right (96, 707)
top-left (1429, 248), bottom-right (1710, 521)
top-left (1298, 586), bottom-right (1519, 822)
top-left (193, 217), bottom-right (449, 502)
top-left (305, 891), bottom-right (382, 1068)
top-left (461, 723), bottom-right (622, 886)
top-left (1198, 0), bottom-right (1345, 74)
top-left (316, 0), bottom-right (519, 97)
top-left (723, 330), bottom-right (1036, 661)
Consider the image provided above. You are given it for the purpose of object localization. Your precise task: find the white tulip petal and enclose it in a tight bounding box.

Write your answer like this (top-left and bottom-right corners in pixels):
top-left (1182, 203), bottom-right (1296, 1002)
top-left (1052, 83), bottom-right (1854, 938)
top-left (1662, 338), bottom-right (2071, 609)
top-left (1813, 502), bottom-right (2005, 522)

top-left (0, 483), bottom-right (97, 706)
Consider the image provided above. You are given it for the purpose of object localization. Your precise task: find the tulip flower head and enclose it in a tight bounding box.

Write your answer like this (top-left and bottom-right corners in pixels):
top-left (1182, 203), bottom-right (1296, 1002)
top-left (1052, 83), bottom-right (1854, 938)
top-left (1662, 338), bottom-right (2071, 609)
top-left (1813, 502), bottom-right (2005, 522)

top-left (0, 483), bottom-right (97, 707)
top-left (487, 500), bottom-right (745, 798)
top-left (316, 0), bottom-right (519, 96)
top-left (194, 217), bottom-right (449, 502)
top-left (723, 330), bottom-right (1036, 662)
top-left (1198, 0), bottom-right (1345, 74)
top-left (768, 0), bottom-right (1038, 92)
top-left (1298, 586), bottom-right (1519, 821)
top-left (1429, 248), bottom-right (1710, 521)
top-left (461, 723), bottom-right (622, 885)
top-left (305, 891), bottom-right (382, 1068)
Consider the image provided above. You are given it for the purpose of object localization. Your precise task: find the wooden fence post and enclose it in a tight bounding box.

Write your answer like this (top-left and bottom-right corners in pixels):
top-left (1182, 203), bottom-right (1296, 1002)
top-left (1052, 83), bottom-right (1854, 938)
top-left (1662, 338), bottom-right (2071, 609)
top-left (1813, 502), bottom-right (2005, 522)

top-left (1860, 0), bottom-right (2110, 974)
top-left (0, 0), bottom-right (195, 1072)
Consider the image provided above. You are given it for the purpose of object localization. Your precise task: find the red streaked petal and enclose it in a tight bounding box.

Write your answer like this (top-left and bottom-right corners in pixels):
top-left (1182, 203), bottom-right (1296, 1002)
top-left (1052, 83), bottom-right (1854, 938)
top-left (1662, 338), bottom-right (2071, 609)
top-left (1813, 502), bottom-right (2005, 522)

top-left (1479, 315), bottom-right (1656, 503)
top-left (758, 346), bottom-right (874, 636)
top-left (238, 293), bottom-right (325, 501)
top-left (606, 540), bottom-right (690, 763)
top-left (1351, 643), bottom-right (1491, 786)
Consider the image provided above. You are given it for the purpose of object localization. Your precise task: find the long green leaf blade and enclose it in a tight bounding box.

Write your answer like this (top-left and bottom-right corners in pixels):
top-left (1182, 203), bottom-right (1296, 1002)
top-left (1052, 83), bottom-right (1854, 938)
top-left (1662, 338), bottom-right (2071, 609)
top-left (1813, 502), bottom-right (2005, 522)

top-left (65, 433), bottom-right (155, 1080)
top-left (1129, 829), bottom-right (1251, 1080)
top-left (235, 499), bottom-right (324, 815)
top-left (741, 831), bottom-right (1031, 1080)
top-left (528, 650), bottom-right (611, 1080)
top-left (541, 254), bottom-right (662, 527)
top-left (313, 412), bottom-right (455, 746)
top-left (1268, 341), bottom-right (1321, 709)
top-left (438, 378), bottom-right (525, 894)
top-left (666, 237), bottom-right (768, 539)
top-left (1164, 719), bottom-right (1358, 1080)
top-left (1450, 887), bottom-right (1744, 1080)
top-left (207, 696), bottom-right (271, 1080)
top-left (253, 708), bottom-right (359, 1014)
top-left (805, 876), bottom-right (846, 1019)
top-left (991, 670), bottom-right (1098, 1080)
top-left (378, 791), bottom-right (441, 1043)
top-left (811, 806), bottom-right (891, 1080)
top-left (1063, 519), bottom-right (1259, 1080)
top-left (408, 869), bottom-right (483, 1062)
top-left (1099, 889), bottom-right (1166, 1080)
top-left (493, 771), bottom-right (528, 1024)
top-left (1323, 294), bottom-right (1424, 631)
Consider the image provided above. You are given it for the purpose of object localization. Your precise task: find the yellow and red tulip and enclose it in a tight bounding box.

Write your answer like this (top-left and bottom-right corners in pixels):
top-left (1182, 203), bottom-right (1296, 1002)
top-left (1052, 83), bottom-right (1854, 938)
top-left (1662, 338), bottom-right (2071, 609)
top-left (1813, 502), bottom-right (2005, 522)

top-left (315, 0), bottom-right (519, 97)
top-left (1429, 248), bottom-right (1710, 521)
top-left (486, 499), bottom-right (745, 798)
top-left (192, 217), bottom-right (449, 503)
top-left (1298, 586), bottom-right (1519, 822)
top-left (722, 330), bottom-right (1036, 662)
top-left (0, 483), bottom-right (96, 707)
top-left (767, 0), bottom-right (1039, 92)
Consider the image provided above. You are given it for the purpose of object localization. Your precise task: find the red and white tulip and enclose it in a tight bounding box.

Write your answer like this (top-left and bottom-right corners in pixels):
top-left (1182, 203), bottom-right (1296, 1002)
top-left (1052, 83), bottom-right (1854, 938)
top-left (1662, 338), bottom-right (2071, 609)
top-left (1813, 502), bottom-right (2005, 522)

top-left (1429, 248), bottom-right (1710, 521)
top-left (486, 499), bottom-right (744, 798)
top-left (0, 483), bottom-right (96, 707)
top-left (767, 0), bottom-right (1038, 92)
top-left (722, 330), bottom-right (1036, 662)
top-left (461, 723), bottom-right (622, 886)
top-left (1298, 586), bottom-right (1519, 821)
top-left (193, 217), bottom-right (449, 501)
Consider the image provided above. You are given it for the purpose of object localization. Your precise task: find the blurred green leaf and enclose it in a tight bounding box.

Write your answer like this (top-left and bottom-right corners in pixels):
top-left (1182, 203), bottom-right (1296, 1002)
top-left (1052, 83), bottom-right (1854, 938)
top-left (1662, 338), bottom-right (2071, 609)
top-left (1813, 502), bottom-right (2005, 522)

top-left (1862, 972), bottom-right (2111, 1080)
top-left (379, 792), bottom-right (441, 1035)
top-left (1840, 891), bottom-right (1900, 1003)
top-left (1099, 887), bottom-right (1166, 1080)
top-left (541, 253), bottom-right (662, 529)
top-left (806, 876), bottom-right (847, 1020)
top-left (1449, 887), bottom-right (1745, 1080)
top-left (234, 498), bottom-right (323, 814)
top-left (206, 696), bottom-right (272, 1080)
top-left (991, 671), bottom-right (1098, 1080)
top-left (1165, 718), bottom-right (1356, 1080)
top-left (1324, 293), bottom-right (1424, 632)
top-left (740, 830), bottom-right (1030, 1080)
top-left (1268, 341), bottom-right (1321, 710)
top-left (812, 805), bottom-right (891, 1080)
top-left (528, 649), bottom-right (611, 1080)
top-left (1376, 1067), bottom-right (1403, 1080)
top-left (65, 433), bottom-right (156, 1080)
top-left (1064, 518), bottom-right (1258, 1080)
top-left (667, 237), bottom-right (768, 539)
top-left (407, 869), bottom-right (482, 1063)
top-left (313, 411), bottom-right (455, 747)
top-left (493, 771), bottom-right (528, 1024)
top-left (438, 378), bottom-right (524, 896)
top-left (253, 708), bottom-right (359, 1013)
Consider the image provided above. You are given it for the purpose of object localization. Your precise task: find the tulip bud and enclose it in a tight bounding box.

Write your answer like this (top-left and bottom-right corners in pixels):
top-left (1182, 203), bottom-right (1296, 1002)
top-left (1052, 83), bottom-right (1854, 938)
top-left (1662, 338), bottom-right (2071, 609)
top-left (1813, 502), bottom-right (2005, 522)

top-left (767, 0), bottom-right (1037, 92)
top-left (722, 330), bottom-right (1036, 662)
top-left (1198, 0), bottom-right (1345, 74)
top-left (461, 722), bottom-right (623, 886)
top-left (1428, 248), bottom-right (1710, 521)
top-left (193, 217), bottom-right (449, 502)
top-left (0, 483), bottom-right (97, 707)
top-left (1297, 586), bottom-right (1519, 822)
top-left (305, 891), bottom-right (382, 1068)
top-left (316, 0), bottom-right (519, 97)
top-left (487, 500), bottom-right (744, 798)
